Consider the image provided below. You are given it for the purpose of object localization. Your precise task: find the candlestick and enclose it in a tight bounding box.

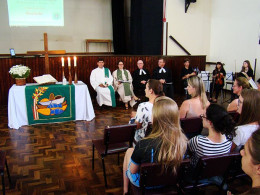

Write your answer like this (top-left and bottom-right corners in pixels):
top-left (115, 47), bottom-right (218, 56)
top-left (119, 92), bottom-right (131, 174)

top-left (74, 56), bottom-right (77, 67)
top-left (62, 57), bottom-right (64, 67)
top-left (68, 65), bottom-right (72, 85)
top-left (68, 57), bottom-right (71, 67)
top-left (74, 66), bottom-right (78, 84)
top-left (62, 64), bottom-right (65, 79)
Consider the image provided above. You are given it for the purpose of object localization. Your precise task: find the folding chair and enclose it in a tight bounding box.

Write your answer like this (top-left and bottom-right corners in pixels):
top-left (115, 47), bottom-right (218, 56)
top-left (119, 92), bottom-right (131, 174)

top-left (92, 124), bottom-right (137, 187)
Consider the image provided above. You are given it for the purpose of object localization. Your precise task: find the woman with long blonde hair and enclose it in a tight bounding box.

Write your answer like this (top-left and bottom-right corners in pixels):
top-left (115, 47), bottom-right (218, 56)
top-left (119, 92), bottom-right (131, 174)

top-left (180, 76), bottom-right (210, 118)
top-left (123, 96), bottom-right (187, 193)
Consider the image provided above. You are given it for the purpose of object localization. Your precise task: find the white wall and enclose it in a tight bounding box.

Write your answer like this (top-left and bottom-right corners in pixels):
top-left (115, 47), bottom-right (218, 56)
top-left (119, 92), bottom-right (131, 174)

top-left (208, 0), bottom-right (260, 81)
top-left (166, 0), bottom-right (212, 56)
top-left (166, 0), bottom-right (260, 81)
top-left (0, 0), bottom-right (113, 54)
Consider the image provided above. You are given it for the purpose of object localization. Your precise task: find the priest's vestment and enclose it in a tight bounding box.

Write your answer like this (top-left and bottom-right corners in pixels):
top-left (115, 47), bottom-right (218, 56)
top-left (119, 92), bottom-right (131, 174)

top-left (90, 67), bottom-right (115, 107)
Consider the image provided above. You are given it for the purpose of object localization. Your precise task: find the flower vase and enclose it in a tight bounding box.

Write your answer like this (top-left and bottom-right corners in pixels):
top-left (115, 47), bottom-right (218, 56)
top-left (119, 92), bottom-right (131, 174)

top-left (15, 78), bottom-right (26, 86)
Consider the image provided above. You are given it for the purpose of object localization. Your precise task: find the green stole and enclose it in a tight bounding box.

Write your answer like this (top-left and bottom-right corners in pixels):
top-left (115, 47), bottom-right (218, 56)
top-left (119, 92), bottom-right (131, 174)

top-left (104, 68), bottom-right (116, 107)
top-left (117, 69), bottom-right (132, 96)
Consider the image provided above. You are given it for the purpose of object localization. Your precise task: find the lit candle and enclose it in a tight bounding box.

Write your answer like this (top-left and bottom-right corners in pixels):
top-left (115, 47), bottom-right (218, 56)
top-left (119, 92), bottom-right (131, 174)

top-left (68, 57), bottom-right (71, 67)
top-left (61, 57), bottom-right (64, 67)
top-left (74, 56), bottom-right (77, 67)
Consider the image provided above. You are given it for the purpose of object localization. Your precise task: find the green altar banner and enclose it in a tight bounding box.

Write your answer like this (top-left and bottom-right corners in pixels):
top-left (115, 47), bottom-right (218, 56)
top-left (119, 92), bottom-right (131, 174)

top-left (25, 84), bottom-right (75, 125)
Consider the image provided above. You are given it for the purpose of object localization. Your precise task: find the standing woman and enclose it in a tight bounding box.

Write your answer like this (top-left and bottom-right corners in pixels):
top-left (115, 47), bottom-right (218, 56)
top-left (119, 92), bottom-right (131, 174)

top-left (209, 62), bottom-right (226, 103)
top-left (179, 76), bottom-right (210, 118)
top-left (112, 61), bottom-right (139, 109)
top-left (239, 60), bottom-right (254, 80)
top-left (123, 96), bottom-right (187, 194)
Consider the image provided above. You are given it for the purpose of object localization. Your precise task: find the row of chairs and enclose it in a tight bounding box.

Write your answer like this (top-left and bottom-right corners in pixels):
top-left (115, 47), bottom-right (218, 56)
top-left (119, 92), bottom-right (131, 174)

top-left (91, 111), bottom-right (240, 188)
top-left (130, 152), bottom-right (244, 194)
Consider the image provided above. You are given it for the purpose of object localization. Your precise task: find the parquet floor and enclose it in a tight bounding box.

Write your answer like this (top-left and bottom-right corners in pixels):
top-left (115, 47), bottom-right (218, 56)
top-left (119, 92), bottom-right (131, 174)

top-left (0, 93), bottom-right (250, 195)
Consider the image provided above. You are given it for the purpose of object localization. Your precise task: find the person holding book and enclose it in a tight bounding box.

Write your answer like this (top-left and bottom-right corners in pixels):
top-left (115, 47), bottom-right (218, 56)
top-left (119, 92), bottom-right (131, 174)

top-left (112, 61), bottom-right (139, 109)
top-left (90, 58), bottom-right (116, 107)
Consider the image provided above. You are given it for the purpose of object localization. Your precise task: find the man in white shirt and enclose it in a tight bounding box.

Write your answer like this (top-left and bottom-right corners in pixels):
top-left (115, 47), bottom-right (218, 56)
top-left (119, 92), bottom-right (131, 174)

top-left (90, 59), bottom-right (116, 107)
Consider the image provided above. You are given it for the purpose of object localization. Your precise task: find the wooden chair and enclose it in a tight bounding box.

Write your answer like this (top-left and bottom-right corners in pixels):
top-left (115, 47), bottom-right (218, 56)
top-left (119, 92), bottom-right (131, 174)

top-left (0, 151), bottom-right (12, 195)
top-left (180, 117), bottom-right (203, 139)
top-left (181, 153), bottom-right (240, 193)
top-left (130, 159), bottom-right (190, 195)
top-left (92, 124), bottom-right (137, 187)
top-left (228, 111), bottom-right (240, 124)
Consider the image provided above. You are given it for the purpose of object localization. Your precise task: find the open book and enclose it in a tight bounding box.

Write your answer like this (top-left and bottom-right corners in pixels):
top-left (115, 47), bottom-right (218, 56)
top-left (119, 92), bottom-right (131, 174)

top-left (33, 74), bottom-right (58, 85)
top-left (118, 80), bottom-right (130, 83)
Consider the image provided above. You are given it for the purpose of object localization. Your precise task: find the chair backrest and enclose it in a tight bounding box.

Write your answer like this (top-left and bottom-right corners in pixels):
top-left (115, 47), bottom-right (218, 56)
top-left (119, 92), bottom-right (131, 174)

top-left (195, 152), bottom-right (240, 180)
top-left (139, 163), bottom-right (178, 188)
top-left (228, 111), bottom-right (240, 124)
top-left (180, 117), bottom-right (203, 139)
top-left (104, 124), bottom-right (137, 145)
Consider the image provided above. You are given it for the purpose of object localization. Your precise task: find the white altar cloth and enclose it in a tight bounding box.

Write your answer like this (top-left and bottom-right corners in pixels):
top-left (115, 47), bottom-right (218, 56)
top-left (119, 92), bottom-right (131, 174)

top-left (8, 81), bottom-right (95, 129)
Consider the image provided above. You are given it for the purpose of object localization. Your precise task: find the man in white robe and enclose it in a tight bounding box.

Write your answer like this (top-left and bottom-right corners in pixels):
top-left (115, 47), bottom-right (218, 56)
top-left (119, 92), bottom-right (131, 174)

top-left (90, 59), bottom-right (116, 107)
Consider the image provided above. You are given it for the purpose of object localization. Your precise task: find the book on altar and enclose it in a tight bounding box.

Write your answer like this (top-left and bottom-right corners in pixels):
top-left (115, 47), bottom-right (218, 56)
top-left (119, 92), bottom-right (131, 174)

top-left (33, 74), bottom-right (58, 85)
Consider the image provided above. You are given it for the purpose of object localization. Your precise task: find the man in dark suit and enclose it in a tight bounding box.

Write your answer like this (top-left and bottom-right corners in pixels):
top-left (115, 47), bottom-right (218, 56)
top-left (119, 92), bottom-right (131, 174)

top-left (152, 58), bottom-right (174, 99)
top-left (132, 60), bottom-right (150, 97)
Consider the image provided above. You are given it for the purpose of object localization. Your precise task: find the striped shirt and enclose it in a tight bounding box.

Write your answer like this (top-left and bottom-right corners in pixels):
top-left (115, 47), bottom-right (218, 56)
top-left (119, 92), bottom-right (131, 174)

top-left (188, 135), bottom-right (232, 167)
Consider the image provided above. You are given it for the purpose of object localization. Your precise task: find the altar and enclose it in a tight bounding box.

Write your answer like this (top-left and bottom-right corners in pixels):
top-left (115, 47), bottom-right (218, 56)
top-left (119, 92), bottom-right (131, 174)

top-left (8, 81), bottom-right (95, 129)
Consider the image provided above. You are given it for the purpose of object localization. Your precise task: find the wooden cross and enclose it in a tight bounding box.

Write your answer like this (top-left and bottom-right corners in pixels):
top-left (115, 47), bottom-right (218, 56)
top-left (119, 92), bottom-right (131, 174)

top-left (27, 33), bottom-right (66, 74)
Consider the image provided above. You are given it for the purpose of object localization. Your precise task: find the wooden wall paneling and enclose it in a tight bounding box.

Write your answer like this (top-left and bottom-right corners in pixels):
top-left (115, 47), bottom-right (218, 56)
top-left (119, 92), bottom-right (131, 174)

top-left (0, 55), bottom-right (206, 106)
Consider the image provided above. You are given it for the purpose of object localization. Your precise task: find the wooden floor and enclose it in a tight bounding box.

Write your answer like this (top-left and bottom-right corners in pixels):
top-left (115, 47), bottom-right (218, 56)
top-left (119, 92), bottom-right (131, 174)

top-left (0, 93), bottom-right (250, 195)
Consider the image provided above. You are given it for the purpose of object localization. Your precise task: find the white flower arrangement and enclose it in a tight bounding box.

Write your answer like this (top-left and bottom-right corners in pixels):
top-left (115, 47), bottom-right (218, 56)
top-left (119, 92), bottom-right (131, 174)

top-left (9, 65), bottom-right (31, 79)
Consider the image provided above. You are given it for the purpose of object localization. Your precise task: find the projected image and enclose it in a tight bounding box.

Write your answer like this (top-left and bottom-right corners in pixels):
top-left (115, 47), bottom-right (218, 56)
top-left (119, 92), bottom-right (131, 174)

top-left (7, 0), bottom-right (64, 26)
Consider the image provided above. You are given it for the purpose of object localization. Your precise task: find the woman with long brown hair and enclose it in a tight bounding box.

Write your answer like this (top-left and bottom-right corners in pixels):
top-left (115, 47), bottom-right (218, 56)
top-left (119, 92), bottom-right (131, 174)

top-left (239, 128), bottom-right (260, 195)
top-left (123, 96), bottom-right (187, 193)
top-left (227, 77), bottom-right (251, 112)
top-left (238, 60), bottom-right (254, 80)
top-left (232, 89), bottom-right (260, 147)
top-left (180, 76), bottom-right (210, 118)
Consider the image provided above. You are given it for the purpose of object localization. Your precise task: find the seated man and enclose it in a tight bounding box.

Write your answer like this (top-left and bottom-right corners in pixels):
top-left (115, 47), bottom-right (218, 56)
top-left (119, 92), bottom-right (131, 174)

top-left (152, 58), bottom-right (174, 99)
top-left (90, 58), bottom-right (116, 107)
top-left (132, 60), bottom-right (150, 97)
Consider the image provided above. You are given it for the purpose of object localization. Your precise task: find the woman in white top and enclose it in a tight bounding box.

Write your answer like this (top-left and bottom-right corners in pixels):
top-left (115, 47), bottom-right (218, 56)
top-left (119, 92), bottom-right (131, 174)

top-left (227, 77), bottom-right (250, 112)
top-left (133, 79), bottom-right (164, 144)
top-left (180, 76), bottom-right (210, 118)
top-left (232, 89), bottom-right (260, 147)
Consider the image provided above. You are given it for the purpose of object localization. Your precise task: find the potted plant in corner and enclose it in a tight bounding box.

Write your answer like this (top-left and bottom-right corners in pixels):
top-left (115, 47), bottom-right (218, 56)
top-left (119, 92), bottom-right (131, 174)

top-left (9, 65), bottom-right (31, 86)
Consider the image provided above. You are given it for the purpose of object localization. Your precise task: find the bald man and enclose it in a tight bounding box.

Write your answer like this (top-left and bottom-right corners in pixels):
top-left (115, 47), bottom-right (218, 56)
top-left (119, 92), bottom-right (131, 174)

top-left (132, 60), bottom-right (150, 97)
